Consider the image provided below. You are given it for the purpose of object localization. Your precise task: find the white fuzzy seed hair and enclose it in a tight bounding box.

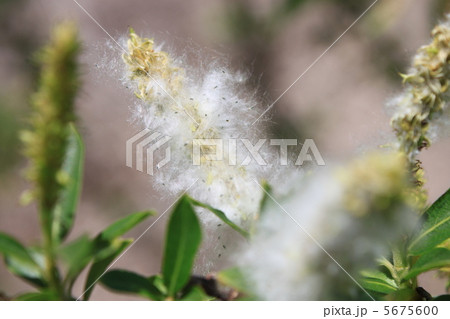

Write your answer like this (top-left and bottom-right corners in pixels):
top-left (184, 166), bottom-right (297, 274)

top-left (236, 152), bottom-right (418, 300)
top-left (118, 29), bottom-right (298, 227)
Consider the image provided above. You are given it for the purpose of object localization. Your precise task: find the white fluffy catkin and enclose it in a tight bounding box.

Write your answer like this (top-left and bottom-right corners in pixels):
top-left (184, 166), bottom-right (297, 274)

top-left (117, 29), bottom-right (303, 230)
top-left (236, 152), bottom-right (418, 300)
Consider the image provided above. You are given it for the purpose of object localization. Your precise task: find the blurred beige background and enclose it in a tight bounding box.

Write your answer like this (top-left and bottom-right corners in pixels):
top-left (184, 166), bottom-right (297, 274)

top-left (0, 0), bottom-right (449, 300)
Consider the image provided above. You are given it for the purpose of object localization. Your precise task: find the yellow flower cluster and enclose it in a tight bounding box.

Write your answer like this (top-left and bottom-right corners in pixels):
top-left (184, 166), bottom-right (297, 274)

top-left (123, 28), bottom-right (183, 102)
top-left (123, 29), bottom-right (221, 150)
top-left (123, 29), bottom-right (215, 135)
top-left (339, 152), bottom-right (416, 217)
top-left (21, 22), bottom-right (80, 211)
top-left (391, 19), bottom-right (450, 159)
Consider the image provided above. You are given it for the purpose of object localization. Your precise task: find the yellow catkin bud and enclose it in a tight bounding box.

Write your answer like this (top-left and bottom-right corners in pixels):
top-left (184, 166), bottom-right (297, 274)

top-left (123, 28), bottom-right (183, 102)
top-left (390, 17), bottom-right (450, 209)
top-left (338, 152), bottom-right (414, 217)
top-left (391, 18), bottom-right (450, 159)
top-left (22, 22), bottom-right (80, 212)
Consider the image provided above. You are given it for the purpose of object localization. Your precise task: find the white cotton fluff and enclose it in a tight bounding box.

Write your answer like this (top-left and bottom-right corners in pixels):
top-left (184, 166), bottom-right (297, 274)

top-left (94, 32), bottom-right (304, 229)
top-left (95, 32), bottom-right (310, 274)
top-left (235, 166), bottom-right (418, 300)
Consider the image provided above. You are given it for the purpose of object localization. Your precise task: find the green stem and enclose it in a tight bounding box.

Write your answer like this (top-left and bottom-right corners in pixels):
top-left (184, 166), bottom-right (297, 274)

top-left (40, 208), bottom-right (64, 299)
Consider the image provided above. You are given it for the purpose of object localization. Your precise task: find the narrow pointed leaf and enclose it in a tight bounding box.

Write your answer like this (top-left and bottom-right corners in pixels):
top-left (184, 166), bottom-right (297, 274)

top-left (360, 270), bottom-right (397, 289)
top-left (15, 291), bottom-right (59, 301)
top-left (97, 211), bottom-right (154, 242)
top-left (162, 196), bottom-right (202, 297)
top-left (188, 197), bottom-right (249, 239)
top-left (148, 274), bottom-right (167, 296)
top-left (409, 188), bottom-right (450, 255)
top-left (5, 247), bottom-right (46, 288)
top-left (100, 270), bottom-right (164, 300)
top-left (52, 124), bottom-right (84, 242)
top-left (361, 278), bottom-right (398, 294)
top-left (404, 248), bottom-right (450, 280)
top-left (258, 181), bottom-right (272, 216)
top-left (59, 235), bottom-right (93, 281)
top-left (83, 238), bottom-right (132, 301)
top-left (82, 211), bottom-right (153, 300)
top-left (0, 233), bottom-right (40, 271)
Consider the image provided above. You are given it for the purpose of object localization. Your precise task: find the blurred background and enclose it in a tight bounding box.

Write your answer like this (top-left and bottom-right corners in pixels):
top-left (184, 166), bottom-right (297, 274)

top-left (0, 0), bottom-right (449, 300)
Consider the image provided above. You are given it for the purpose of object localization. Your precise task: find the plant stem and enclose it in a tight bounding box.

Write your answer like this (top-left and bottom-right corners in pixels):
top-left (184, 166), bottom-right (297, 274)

top-left (40, 208), bottom-right (64, 299)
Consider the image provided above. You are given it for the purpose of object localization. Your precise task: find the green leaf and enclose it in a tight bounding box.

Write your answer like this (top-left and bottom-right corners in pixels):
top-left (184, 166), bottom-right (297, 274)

top-left (82, 238), bottom-right (132, 300)
top-left (409, 188), bottom-right (450, 255)
top-left (15, 291), bottom-right (59, 301)
top-left (97, 211), bottom-right (154, 242)
top-left (0, 233), bottom-right (43, 285)
top-left (52, 124), bottom-right (84, 242)
top-left (80, 210), bottom-right (153, 300)
top-left (0, 233), bottom-right (37, 265)
top-left (59, 235), bottom-right (93, 282)
top-left (162, 196), bottom-right (202, 297)
top-left (404, 248), bottom-right (450, 280)
top-left (377, 257), bottom-right (398, 281)
top-left (361, 277), bottom-right (398, 294)
top-left (217, 267), bottom-right (253, 296)
top-left (5, 247), bottom-right (46, 288)
top-left (258, 181), bottom-right (272, 215)
top-left (361, 270), bottom-right (397, 288)
top-left (188, 197), bottom-right (249, 239)
top-left (100, 270), bottom-right (164, 300)
top-left (180, 286), bottom-right (211, 301)
top-left (148, 274), bottom-right (167, 296)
